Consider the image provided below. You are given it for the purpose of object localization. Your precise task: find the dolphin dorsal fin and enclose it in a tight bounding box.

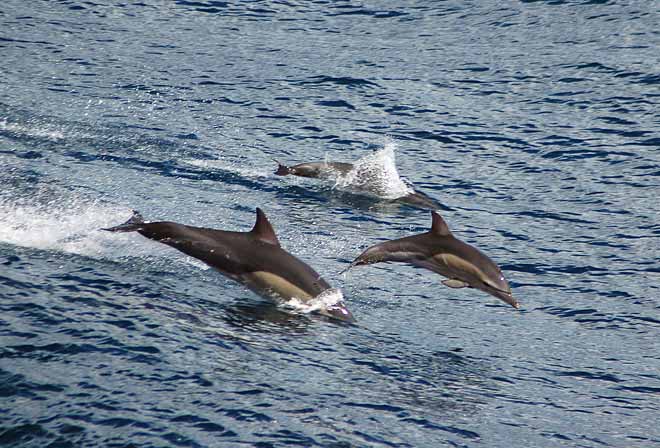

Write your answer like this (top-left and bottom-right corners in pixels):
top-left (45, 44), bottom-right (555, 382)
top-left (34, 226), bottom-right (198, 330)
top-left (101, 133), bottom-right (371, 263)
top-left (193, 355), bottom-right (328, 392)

top-left (251, 208), bottom-right (280, 246)
top-left (430, 211), bottom-right (452, 236)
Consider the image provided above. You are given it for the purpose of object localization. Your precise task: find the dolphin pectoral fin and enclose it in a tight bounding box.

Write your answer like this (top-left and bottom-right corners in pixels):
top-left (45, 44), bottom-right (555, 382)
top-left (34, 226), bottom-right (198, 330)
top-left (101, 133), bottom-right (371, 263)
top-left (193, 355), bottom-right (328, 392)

top-left (102, 210), bottom-right (145, 233)
top-left (442, 279), bottom-right (469, 289)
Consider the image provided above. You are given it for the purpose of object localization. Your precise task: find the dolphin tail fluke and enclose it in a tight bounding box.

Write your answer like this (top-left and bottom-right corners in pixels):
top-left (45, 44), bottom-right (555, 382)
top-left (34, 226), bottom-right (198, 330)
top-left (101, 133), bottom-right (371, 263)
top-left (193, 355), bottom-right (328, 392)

top-left (102, 210), bottom-right (145, 233)
top-left (273, 159), bottom-right (291, 176)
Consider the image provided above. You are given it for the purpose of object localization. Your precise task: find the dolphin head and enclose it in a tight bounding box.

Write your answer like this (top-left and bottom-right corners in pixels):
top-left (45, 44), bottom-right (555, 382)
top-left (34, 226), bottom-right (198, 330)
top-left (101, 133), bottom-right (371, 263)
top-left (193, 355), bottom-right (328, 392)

top-left (475, 262), bottom-right (519, 309)
top-left (320, 299), bottom-right (356, 322)
top-left (301, 288), bottom-right (356, 323)
top-left (342, 245), bottom-right (387, 274)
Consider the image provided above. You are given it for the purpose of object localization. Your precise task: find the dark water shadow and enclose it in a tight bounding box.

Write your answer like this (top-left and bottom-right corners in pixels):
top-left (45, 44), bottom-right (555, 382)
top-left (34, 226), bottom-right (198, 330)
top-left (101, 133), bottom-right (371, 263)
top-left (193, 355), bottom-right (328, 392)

top-left (207, 292), bottom-right (357, 338)
top-left (219, 300), bottom-right (314, 335)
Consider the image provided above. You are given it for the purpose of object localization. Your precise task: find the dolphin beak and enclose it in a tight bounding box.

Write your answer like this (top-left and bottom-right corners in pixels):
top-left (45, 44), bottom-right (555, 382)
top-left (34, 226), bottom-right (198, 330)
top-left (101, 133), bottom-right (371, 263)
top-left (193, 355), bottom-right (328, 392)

top-left (339, 259), bottom-right (364, 276)
top-left (339, 264), bottom-right (354, 276)
top-left (489, 288), bottom-right (520, 309)
top-left (323, 301), bottom-right (356, 323)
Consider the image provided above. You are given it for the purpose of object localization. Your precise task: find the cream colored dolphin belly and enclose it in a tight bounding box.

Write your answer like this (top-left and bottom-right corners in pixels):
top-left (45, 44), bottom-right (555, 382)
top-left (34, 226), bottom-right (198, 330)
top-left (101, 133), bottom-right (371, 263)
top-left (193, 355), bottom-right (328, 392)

top-left (435, 253), bottom-right (484, 280)
top-left (242, 271), bottom-right (314, 301)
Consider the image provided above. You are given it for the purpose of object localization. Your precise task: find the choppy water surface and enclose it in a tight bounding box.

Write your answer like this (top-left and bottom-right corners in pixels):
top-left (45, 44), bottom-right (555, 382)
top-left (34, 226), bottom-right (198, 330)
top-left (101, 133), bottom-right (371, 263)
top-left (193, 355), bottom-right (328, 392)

top-left (1, 1), bottom-right (659, 447)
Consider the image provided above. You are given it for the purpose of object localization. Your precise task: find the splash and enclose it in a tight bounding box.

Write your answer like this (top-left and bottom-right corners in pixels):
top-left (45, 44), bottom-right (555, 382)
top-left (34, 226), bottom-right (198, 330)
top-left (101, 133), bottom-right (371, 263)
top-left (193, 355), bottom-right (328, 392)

top-left (0, 189), bottom-right (148, 261)
top-left (0, 193), bottom-right (213, 271)
top-left (333, 140), bottom-right (415, 199)
top-left (0, 195), bottom-right (132, 257)
top-left (283, 288), bottom-right (346, 315)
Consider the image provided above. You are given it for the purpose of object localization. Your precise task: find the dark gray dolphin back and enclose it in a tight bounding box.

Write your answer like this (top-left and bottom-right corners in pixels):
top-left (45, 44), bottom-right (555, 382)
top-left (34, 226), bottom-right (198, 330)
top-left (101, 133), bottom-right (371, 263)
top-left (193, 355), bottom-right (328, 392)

top-left (104, 208), bottom-right (331, 296)
top-left (274, 160), bottom-right (354, 178)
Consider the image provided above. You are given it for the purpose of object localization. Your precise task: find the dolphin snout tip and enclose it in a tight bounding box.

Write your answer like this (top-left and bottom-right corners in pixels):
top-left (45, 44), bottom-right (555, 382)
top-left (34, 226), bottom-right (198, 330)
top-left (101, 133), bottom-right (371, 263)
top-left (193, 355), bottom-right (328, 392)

top-left (325, 303), bottom-right (356, 323)
top-left (506, 295), bottom-right (521, 309)
top-left (339, 260), bottom-right (361, 276)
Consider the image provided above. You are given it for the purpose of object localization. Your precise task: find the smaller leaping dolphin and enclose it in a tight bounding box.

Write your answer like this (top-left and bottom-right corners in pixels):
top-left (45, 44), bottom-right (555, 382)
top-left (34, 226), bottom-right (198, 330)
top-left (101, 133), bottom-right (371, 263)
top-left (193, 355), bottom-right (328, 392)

top-left (274, 160), bottom-right (446, 211)
top-left (103, 208), bottom-right (355, 322)
top-left (344, 211), bottom-right (519, 309)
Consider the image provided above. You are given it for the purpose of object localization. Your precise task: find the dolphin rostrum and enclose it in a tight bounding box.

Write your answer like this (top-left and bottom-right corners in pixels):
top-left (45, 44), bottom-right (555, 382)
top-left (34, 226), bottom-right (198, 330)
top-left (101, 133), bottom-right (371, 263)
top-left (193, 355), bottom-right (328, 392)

top-left (344, 211), bottom-right (519, 309)
top-left (274, 159), bottom-right (447, 211)
top-left (103, 208), bottom-right (355, 322)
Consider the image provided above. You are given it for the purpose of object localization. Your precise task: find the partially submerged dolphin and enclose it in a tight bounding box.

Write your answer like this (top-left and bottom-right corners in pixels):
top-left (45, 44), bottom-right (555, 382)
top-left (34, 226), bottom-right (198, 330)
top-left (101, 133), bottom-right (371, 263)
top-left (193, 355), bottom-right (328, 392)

top-left (275, 160), bottom-right (354, 179)
top-left (103, 208), bottom-right (355, 322)
top-left (274, 160), bottom-right (446, 211)
top-left (344, 211), bottom-right (519, 309)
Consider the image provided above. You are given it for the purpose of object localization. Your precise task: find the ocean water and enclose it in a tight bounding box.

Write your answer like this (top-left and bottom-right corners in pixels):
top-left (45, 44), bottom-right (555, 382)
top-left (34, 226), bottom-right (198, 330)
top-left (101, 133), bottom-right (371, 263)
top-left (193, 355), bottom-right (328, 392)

top-left (1, 1), bottom-right (659, 447)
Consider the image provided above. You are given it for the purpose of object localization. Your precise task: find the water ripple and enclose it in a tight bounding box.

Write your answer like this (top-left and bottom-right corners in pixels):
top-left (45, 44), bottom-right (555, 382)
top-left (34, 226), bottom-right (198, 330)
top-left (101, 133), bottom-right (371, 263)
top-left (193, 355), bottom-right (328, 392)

top-left (1, 1), bottom-right (658, 446)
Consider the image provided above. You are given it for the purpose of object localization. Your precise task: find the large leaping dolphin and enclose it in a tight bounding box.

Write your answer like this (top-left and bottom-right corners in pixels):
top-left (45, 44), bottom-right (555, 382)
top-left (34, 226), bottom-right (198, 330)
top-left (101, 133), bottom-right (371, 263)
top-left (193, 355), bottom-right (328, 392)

top-left (274, 160), bottom-right (446, 211)
top-left (344, 211), bottom-right (519, 309)
top-left (103, 208), bottom-right (355, 322)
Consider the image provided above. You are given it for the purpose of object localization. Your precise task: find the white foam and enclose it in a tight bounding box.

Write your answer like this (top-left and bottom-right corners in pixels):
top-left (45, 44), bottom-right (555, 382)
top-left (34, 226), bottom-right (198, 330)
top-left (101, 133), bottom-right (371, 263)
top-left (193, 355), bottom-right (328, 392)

top-left (0, 118), bottom-right (65, 141)
top-left (0, 194), bottom-right (145, 259)
top-left (283, 288), bottom-right (346, 314)
top-left (0, 193), bottom-right (226, 276)
top-left (332, 139), bottom-right (415, 199)
top-left (0, 196), bottom-right (132, 257)
top-left (182, 157), bottom-right (271, 178)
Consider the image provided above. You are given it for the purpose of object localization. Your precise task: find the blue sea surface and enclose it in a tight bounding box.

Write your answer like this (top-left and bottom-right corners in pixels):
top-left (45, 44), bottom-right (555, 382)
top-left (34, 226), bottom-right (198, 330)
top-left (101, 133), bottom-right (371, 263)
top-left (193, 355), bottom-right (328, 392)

top-left (1, 1), bottom-right (659, 447)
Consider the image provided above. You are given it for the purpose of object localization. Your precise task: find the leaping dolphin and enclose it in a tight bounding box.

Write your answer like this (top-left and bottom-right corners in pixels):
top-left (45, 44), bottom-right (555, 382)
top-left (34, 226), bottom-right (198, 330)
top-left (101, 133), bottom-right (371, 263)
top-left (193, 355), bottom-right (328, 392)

top-left (344, 211), bottom-right (519, 309)
top-left (274, 160), bottom-right (447, 211)
top-left (103, 208), bottom-right (355, 322)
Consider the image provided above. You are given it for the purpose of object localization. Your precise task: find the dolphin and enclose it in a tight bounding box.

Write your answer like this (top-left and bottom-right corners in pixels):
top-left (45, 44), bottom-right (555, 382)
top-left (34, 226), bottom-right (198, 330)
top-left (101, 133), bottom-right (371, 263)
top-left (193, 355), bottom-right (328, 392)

top-left (103, 208), bottom-right (355, 322)
top-left (274, 159), bottom-right (447, 211)
top-left (274, 160), bottom-right (354, 178)
top-left (344, 211), bottom-right (519, 309)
